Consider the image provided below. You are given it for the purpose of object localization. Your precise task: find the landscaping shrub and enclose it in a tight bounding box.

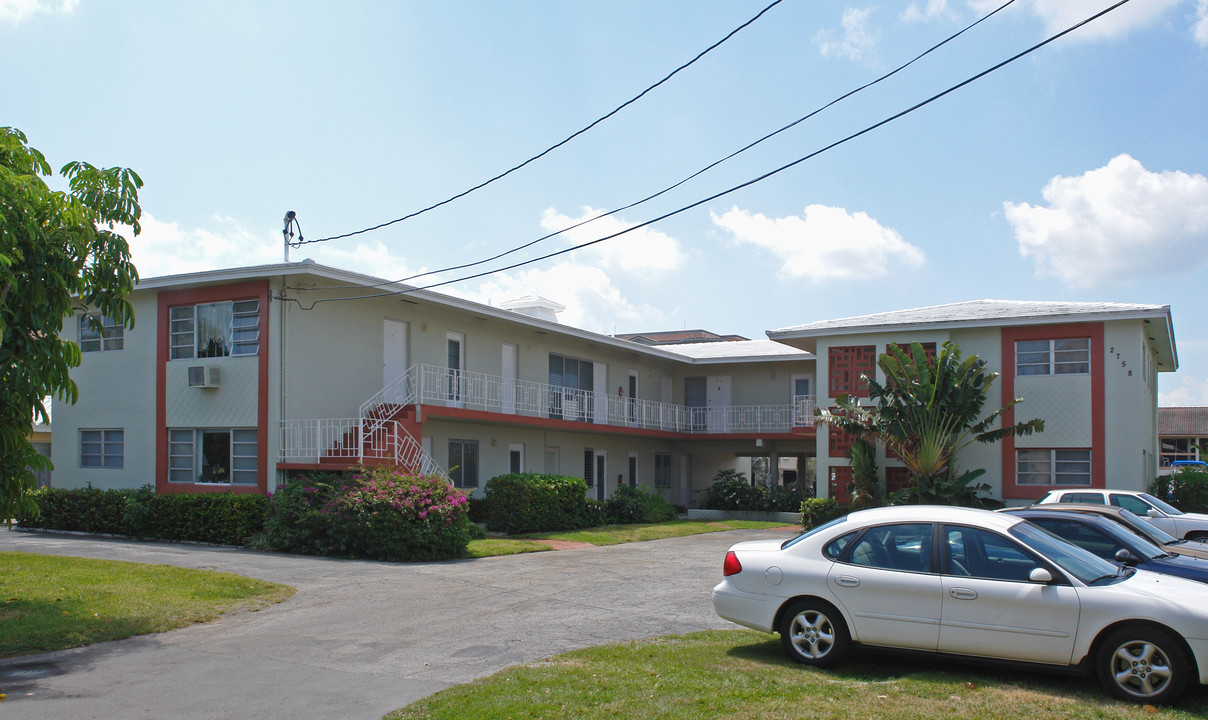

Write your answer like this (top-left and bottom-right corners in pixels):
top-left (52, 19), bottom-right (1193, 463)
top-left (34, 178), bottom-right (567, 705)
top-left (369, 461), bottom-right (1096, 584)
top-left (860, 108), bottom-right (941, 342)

top-left (467, 496), bottom-right (489, 524)
top-left (801, 497), bottom-right (847, 530)
top-left (17, 485), bottom-right (267, 546)
top-left (700, 471), bottom-right (804, 513)
top-left (264, 466), bottom-right (472, 561)
top-left (603, 485), bottom-right (677, 524)
top-left (1151, 467), bottom-right (1208, 514)
top-left (482, 473), bottom-right (591, 534)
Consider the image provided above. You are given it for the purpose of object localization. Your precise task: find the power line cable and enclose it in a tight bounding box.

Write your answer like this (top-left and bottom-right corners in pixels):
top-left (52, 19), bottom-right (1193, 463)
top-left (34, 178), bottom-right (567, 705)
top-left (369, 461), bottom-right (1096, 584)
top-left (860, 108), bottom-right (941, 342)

top-left (328, 0), bottom-right (1019, 291)
top-left (292, 0), bottom-right (786, 248)
top-left (280, 0), bottom-right (1131, 310)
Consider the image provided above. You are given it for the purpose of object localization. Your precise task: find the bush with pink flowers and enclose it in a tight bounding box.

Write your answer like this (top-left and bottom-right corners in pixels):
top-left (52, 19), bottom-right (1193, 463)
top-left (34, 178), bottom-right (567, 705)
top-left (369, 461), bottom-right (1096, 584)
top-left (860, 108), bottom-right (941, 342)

top-left (264, 466), bottom-right (473, 561)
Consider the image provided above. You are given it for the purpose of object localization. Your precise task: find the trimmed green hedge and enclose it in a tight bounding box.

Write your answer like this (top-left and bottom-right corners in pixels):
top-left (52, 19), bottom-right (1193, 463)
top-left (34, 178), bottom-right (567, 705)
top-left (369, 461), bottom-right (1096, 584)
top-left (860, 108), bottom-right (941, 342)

top-left (701, 476), bottom-right (803, 512)
top-left (483, 473), bottom-right (594, 534)
top-left (604, 485), bottom-right (677, 524)
top-left (17, 485), bottom-right (267, 546)
top-left (801, 497), bottom-right (847, 530)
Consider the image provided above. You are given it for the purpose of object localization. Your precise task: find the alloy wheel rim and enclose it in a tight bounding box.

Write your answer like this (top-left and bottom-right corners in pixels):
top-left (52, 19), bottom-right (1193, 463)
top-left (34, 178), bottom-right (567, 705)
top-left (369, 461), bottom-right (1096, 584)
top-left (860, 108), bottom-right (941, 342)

top-left (1111, 641), bottom-right (1173, 698)
top-left (790, 611), bottom-right (835, 659)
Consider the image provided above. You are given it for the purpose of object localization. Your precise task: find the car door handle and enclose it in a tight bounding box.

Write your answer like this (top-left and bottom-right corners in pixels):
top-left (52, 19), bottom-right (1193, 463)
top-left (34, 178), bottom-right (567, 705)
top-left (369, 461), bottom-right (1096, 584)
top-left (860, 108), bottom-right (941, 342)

top-left (949, 587), bottom-right (978, 600)
top-left (834, 575), bottom-right (860, 588)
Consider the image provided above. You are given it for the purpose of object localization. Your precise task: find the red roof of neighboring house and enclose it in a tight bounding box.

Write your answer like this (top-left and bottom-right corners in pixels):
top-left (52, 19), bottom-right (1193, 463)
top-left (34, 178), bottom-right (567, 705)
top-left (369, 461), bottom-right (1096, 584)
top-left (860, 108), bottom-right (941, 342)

top-left (1159, 407), bottom-right (1208, 436)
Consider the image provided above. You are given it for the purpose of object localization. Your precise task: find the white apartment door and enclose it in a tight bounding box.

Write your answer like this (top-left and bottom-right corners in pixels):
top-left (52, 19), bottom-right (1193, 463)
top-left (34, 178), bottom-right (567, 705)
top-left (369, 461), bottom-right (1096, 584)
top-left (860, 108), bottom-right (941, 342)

top-left (593, 362), bottom-right (608, 424)
top-left (595, 450), bottom-right (607, 501)
top-left (383, 319), bottom-right (409, 389)
top-left (791, 373), bottom-right (814, 427)
top-left (660, 376), bottom-right (673, 430)
top-left (502, 343), bottom-right (518, 414)
top-left (706, 375), bottom-right (731, 433)
top-left (447, 332), bottom-right (465, 408)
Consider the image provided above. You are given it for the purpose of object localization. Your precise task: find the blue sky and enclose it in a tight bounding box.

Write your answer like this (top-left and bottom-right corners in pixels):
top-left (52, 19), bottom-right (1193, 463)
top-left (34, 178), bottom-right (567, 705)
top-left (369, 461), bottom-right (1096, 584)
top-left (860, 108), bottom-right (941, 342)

top-left (4, 0), bottom-right (1208, 405)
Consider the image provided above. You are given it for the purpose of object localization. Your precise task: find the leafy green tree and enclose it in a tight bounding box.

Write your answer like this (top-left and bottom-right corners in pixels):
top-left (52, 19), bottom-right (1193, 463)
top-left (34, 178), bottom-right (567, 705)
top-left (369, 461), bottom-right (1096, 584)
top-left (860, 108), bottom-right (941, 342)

top-left (1, 127), bottom-right (142, 522)
top-left (817, 341), bottom-right (1044, 506)
top-left (846, 438), bottom-right (882, 510)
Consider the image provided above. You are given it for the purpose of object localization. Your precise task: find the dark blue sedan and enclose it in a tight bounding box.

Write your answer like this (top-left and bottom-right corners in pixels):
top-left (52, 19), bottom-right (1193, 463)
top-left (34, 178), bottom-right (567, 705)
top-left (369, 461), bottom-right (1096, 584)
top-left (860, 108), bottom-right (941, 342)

top-left (1004, 508), bottom-right (1208, 584)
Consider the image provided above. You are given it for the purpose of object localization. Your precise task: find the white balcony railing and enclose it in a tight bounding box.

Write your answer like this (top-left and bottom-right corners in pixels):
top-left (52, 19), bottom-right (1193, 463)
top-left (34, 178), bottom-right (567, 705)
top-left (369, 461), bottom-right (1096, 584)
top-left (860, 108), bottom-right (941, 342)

top-left (363, 364), bottom-right (815, 435)
top-left (279, 417), bottom-right (445, 478)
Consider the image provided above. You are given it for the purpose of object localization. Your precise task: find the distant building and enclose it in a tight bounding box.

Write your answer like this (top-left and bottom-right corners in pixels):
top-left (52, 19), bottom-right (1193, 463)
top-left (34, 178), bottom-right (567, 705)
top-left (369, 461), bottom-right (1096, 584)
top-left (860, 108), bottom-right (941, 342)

top-left (614, 329), bottom-right (748, 345)
top-left (1158, 407), bottom-right (1208, 473)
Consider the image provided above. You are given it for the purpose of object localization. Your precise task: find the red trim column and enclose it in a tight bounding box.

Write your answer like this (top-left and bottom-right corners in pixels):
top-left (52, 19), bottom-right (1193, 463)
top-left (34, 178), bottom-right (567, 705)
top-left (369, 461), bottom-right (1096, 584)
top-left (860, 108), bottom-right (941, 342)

top-left (155, 280), bottom-right (270, 495)
top-left (1000, 323), bottom-right (1104, 500)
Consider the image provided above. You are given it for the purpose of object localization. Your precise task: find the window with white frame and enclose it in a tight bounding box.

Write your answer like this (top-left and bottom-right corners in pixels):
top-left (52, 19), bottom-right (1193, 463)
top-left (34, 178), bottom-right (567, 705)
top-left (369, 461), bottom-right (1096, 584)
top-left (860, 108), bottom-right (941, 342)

top-left (1015, 338), bottom-right (1090, 376)
top-left (1017, 448), bottom-right (1091, 486)
top-left (170, 300), bottom-right (259, 360)
top-left (508, 443), bottom-right (524, 474)
top-left (80, 429), bottom-right (123, 468)
top-left (548, 354), bottom-right (594, 421)
top-left (449, 439), bottom-right (479, 488)
top-left (654, 452), bottom-right (672, 488)
top-left (168, 428), bottom-right (257, 484)
top-left (583, 448), bottom-right (596, 487)
top-left (79, 314), bottom-right (124, 352)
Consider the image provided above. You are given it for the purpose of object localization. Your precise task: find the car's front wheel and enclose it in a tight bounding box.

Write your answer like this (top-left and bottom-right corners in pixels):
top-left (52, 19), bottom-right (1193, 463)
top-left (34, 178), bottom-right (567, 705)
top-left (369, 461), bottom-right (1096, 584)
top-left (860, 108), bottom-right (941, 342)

top-left (779, 599), bottom-right (850, 667)
top-left (1097, 626), bottom-right (1188, 704)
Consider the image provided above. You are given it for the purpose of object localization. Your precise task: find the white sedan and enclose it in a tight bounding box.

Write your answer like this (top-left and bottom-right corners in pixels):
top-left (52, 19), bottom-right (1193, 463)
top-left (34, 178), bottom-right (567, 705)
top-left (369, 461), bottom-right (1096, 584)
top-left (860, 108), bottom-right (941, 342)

top-left (1034, 488), bottom-right (1208, 541)
top-left (712, 505), bottom-right (1208, 704)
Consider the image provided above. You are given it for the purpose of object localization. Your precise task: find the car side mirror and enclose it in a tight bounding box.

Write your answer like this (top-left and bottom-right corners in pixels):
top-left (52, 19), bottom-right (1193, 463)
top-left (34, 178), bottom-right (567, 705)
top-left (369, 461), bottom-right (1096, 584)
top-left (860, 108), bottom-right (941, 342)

top-left (1028, 567), bottom-right (1053, 583)
top-left (1114, 548), bottom-right (1140, 565)
top-left (1147, 509), bottom-right (1163, 519)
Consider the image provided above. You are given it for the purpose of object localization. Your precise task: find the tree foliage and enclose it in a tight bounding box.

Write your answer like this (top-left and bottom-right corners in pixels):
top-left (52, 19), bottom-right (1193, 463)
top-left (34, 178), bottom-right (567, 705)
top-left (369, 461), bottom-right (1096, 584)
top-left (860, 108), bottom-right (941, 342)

top-left (0, 127), bottom-right (142, 522)
top-left (817, 341), bottom-right (1044, 506)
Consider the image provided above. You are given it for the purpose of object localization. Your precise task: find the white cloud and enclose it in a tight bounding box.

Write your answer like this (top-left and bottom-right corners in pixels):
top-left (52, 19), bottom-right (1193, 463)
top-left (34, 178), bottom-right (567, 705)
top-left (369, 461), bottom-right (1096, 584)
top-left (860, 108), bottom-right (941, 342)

top-left (710, 204), bottom-right (924, 282)
top-left (539, 207), bottom-right (684, 276)
top-left (814, 7), bottom-right (881, 62)
top-left (1004, 154), bottom-right (1208, 289)
top-left (902, 0), bottom-right (956, 23)
top-left (127, 214), bottom-right (282, 278)
top-left (1161, 376), bottom-right (1208, 407)
top-left (446, 263), bottom-right (664, 334)
top-left (967, 0), bottom-right (1185, 42)
top-left (0, 0), bottom-right (77, 23)
top-left (1195, 0), bottom-right (1208, 46)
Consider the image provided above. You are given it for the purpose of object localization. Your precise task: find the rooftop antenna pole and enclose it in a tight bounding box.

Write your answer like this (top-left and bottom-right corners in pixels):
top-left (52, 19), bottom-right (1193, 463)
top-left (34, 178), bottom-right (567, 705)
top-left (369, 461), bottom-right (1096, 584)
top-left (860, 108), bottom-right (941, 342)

top-left (282, 211), bottom-right (301, 262)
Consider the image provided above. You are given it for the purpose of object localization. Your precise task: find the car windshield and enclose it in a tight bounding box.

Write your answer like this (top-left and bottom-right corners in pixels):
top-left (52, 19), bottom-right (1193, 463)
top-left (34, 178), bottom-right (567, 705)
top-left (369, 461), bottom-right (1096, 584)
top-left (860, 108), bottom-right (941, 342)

top-left (1090, 516), bottom-right (1167, 560)
top-left (1010, 521), bottom-right (1120, 585)
top-left (1140, 493), bottom-right (1184, 516)
top-left (782, 515), bottom-right (849, 550)
top-left (1118, 509), bottom-right (1179, 545)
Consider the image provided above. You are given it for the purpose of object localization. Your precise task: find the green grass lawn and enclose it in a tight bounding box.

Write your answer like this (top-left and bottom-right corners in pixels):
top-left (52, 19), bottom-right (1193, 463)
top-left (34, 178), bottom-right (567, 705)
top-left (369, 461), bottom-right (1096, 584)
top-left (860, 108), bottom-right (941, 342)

top-left (511, 519), bottom-right (795, 546)
top-left (0, 551), bottom-right (295, 657)
top-left (386, 629), bottom-right (1208, 720)
top-left (464, 519), bottom-right (794, 557)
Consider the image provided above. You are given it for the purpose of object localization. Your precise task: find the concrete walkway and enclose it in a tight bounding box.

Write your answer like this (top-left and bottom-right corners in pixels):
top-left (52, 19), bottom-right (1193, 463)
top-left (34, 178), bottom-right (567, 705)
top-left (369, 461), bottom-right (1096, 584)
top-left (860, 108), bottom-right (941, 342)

top-left (0, 526), bottom-right (794, 719)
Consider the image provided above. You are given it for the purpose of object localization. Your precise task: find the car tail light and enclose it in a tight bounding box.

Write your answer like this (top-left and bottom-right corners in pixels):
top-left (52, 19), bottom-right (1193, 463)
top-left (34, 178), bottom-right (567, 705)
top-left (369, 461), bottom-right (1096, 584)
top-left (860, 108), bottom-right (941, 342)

top-left (723, 551), bottom-right (742, 576)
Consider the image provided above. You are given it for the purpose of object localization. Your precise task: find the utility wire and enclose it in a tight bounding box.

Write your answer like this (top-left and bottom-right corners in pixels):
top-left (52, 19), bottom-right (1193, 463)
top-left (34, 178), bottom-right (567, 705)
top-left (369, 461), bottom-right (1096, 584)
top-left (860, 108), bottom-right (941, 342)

top-left (280, 0), bottom-right (1131, 310)
top-left (292, 0), bottom-right (786, 247)
top-left (318, 0), bottom-right (1019, 292)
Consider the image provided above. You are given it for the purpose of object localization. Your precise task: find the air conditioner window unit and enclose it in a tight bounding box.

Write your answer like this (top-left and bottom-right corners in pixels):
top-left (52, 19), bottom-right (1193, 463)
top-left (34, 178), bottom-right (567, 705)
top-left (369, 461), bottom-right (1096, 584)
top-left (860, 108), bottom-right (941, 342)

top-left (188, 366), bottom-right (220, 388)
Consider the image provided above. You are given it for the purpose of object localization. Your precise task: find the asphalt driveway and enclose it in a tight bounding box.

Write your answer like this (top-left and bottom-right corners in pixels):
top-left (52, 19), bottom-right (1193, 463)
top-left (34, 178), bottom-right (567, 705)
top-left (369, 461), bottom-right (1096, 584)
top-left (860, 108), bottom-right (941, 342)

top-left (0, 526), bottom-right (793, 719)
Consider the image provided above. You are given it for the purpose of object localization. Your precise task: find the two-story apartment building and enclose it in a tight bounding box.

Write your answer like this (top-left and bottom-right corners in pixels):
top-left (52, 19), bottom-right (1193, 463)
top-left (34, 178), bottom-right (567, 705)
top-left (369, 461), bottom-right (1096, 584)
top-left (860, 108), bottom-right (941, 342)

top-left (767, 300), bottom-right (1177, 504)
top-left (52, 260), bottom-right (818, 507)
top-left (52, 262), bottom-right (1177, 507)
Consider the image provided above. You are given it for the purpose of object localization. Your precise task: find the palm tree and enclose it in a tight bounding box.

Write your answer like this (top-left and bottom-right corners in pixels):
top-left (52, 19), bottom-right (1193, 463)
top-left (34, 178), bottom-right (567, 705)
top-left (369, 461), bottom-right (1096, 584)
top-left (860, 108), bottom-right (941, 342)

top-left (817, 341), bottom-right (1043, 506)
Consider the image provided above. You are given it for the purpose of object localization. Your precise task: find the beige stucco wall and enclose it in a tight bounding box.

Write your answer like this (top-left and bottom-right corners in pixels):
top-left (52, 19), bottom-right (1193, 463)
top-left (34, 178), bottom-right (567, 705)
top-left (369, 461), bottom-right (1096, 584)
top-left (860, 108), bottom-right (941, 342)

top-left (51, 292), bottom-right (160, 490)
top-left (1102, 320), bottom-right (1161, 491)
